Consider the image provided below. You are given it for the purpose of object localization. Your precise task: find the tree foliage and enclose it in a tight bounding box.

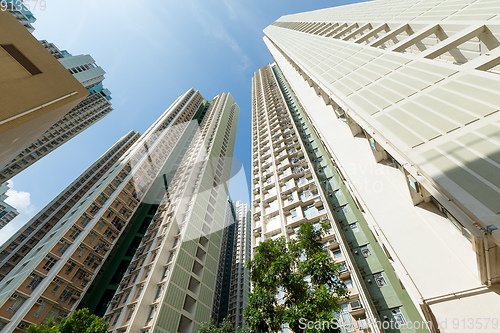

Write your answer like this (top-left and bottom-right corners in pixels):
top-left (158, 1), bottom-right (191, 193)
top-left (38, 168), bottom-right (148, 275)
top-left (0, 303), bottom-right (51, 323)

top-left (27, 308), bottom-right (108, 333)
top-left (245, 222), bottom-right (348, 333)
top-left (197, 317), bottom-right (250, 333)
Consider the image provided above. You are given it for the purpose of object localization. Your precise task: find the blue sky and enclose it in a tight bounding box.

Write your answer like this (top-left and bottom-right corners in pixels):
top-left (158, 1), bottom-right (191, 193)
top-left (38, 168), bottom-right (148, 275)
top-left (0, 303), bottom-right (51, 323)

top-left (1, 0), bottom-right (367, 244)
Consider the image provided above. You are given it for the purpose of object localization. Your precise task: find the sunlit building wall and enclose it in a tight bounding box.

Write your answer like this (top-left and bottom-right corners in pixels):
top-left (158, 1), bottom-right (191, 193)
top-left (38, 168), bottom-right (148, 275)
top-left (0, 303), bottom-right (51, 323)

top-left (262, 0), bottom-right (500, 330)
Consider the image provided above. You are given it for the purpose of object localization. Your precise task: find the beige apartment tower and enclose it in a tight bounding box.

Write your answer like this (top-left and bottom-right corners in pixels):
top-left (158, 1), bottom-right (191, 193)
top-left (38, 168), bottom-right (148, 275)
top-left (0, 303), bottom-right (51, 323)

top-left (0, 131), bottom-right (140, 281)
top-left (261, 0), bottom-right (500, 331)
top-left (0, 10), bottom-right (88, 171)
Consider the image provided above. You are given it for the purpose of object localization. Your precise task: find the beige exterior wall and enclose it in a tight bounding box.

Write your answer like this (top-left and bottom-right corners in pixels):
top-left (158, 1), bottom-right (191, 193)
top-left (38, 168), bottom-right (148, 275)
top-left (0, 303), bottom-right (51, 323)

top-left (0, 10), bottom-right (88, 170)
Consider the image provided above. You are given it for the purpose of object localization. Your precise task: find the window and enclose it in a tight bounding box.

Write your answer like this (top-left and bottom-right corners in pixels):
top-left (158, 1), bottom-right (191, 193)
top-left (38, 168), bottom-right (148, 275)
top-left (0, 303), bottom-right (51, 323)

top-left (162, 266), bottom-right (170, 279)
top-left (69, 228), bottom-right (81, 240)
top-left (300, 190), bottom-right (311, 200)
top-left (360, 245), bottom-right (371, 258)
top-left (336, 304), bottom-right (356, 332)
top-left (83, 254), bottom-right (96, 266)
top-left (333, 250), bottom-right (342, 258)
top-left (65, 262), bottom-right (75, 275)
top-left (33, 300), bottom-right (49, 318)
top-left (135, 286), bottom-right (143, 299)
top-left (126, 307), bottom-right (134, 321)
top-left (43, 307), bottom-right (61, 324)
top-left (303, 204), bottom-right (317, 218)
top-left (88, 233), bottom-right (97, 244)
top-left (391, 308), bottom-right (406, 327)
top-left (350, 223), bottom-right (359, 233)
top-left (112, 311), bottom-right (120, 326)
top-left (57, 242), bottom-right (70, 254)
top-left (290, 209), bottom-right (297, 218)
top-left (374, 273), bottom-right (387, 287)
top-left (59, 287), bottom-right (73, 303)
top-left (80, 217), bottom-right (91, 227)
top-left (7, 296), bottom-right (27, 314)
top-left (27, 274), bottom-right (43, 291)
top-left (343, 279), bottom-right (353, 289)
top-left (42, 256), bottom-right (57, 271)
top-left (155, 285), bottom-right (163, 300)
top-left (50, 279), bottom-right (63, 295)
top-left (146, 306), bottom-right (156, 322)
top-left (77, 246), bottom-right (87, 258)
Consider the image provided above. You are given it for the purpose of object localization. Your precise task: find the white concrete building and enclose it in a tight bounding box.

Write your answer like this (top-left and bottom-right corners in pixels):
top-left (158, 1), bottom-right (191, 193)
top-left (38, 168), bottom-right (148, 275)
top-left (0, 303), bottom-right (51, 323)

top-left (262, 0), bottom-right (500, 331)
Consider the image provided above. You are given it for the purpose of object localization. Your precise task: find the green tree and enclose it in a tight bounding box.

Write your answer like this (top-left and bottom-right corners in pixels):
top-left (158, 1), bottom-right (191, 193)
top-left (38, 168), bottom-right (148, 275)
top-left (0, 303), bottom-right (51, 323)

top-left (197, 317), bottom-right (250, 333)
top-left (245, 222), bottom-right (348, 333)
top-left (27, 308), bottom-right (108, 333)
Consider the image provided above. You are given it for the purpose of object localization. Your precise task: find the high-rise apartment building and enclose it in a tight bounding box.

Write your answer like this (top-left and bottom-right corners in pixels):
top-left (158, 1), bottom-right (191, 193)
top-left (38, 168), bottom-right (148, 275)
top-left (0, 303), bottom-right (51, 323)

top-left (0, 131), bottom-right (140, 281)
top-left (0, 10), bottom-right (89, 173)
top-left (252, 63), bottom-right (424, 333)
top-left (0, 183), bottom-right (19, 230)
top-left (227, 200), bottom-right (250, 330)
top-left (0, 41), bottom-right (113, 183)
top-left (0, 89), bottom-right (239, 333)
top-left (261, 0), bottom-right (500, 330)
top-left (4, 0), bottom-right (36, 33)
top-left (212, 200), bottom-right (250, 330)
top-left (100, 92), bottom-right (239, 333)
top-left (212, 199), bottom-right (237, 325)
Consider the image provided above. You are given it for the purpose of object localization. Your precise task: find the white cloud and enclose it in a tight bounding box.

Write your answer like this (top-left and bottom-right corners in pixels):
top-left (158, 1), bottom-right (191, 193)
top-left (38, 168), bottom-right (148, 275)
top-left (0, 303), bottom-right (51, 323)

top-left (5, 185), bottom-right (32, 214)
top-left (0, 181), bottom-right (37, 246)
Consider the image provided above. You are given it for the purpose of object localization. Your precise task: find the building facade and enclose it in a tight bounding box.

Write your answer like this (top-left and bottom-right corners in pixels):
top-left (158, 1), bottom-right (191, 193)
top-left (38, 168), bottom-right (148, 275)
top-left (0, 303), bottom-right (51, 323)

top-left (212, 199), bottom-right (237, 325)
top-left (0, 131), bottom-right (140, 281)
top-left (0, 10), bottom-right (89, 173)
top-left (227, 200), bottom-right (250, 330)
top-left (261, 0), bottom-right (500, 331)
top-left (252, 63), bottom-right (425, 333)
top-left (101, 92), bottom-right (239, 333)
top-left (0, 183), bottom-right (19, 230)
top-left (0, 89), bottom-right (239, 333)
top-left (0, 42), bottom-right (113, 183)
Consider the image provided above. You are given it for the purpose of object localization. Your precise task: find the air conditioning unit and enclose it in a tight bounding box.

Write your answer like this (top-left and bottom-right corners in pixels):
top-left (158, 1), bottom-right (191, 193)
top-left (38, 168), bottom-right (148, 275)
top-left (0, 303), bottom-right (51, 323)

top-left (11, 293), bottom-right (18, 299)
top-left (36, 298), bottom-right (43, 304)
top-left (349, 300), bottom-right (362, 310)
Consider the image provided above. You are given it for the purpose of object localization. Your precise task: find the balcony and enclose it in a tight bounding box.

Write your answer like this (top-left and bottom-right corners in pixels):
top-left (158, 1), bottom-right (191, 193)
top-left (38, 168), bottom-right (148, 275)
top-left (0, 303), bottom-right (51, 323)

top-left (314, 198), bottom-right (323, 208)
